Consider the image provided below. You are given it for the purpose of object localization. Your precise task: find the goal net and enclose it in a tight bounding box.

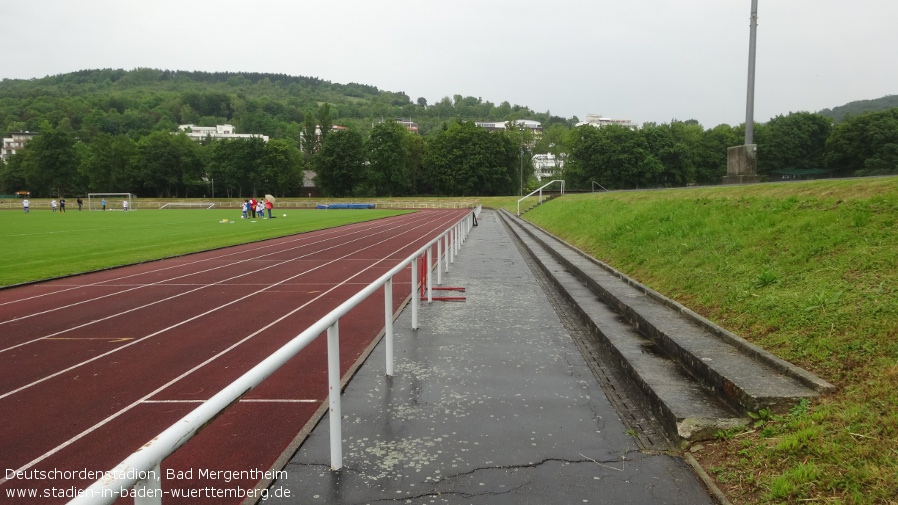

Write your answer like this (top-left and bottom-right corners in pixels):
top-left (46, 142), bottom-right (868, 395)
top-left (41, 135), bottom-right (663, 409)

top-left (88, 193), bottom-right (134, 211)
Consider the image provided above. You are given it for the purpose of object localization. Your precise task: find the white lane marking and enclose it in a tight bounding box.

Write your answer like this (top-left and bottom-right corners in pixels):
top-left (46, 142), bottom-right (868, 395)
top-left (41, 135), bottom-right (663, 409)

top-left (44, 337), bottom-right (134, 343)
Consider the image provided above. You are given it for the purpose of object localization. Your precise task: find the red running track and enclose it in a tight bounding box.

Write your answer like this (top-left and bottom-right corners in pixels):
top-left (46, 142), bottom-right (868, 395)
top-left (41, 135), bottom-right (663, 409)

top-left (0, 209), bottom-right (470, 504)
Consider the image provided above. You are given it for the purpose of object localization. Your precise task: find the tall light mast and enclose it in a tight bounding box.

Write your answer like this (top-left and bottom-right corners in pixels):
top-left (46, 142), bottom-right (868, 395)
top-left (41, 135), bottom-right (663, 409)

top-left (744, 0), bottom-right (759, 145)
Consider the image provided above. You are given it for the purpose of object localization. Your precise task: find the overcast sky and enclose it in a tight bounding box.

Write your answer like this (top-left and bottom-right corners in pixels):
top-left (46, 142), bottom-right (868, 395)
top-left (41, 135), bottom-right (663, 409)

top-left (2, 0), bottom-right (896, 128)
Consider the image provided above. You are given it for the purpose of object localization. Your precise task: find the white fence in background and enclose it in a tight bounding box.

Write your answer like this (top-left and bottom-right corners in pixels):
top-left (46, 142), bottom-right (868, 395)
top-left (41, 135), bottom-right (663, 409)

top-left (68, 206), bottom-right (482, 505)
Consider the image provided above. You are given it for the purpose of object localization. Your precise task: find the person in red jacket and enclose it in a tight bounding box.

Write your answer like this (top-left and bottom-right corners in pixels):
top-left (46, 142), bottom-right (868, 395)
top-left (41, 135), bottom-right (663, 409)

top-left (250, 197), bottom-right (258, 218)
top-left (265, 198), bottom-right (273, 219)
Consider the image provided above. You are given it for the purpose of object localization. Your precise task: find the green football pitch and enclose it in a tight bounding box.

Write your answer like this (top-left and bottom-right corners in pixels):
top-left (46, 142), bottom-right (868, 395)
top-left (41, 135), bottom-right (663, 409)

top-left (0, 208), bottom-right (408, 287)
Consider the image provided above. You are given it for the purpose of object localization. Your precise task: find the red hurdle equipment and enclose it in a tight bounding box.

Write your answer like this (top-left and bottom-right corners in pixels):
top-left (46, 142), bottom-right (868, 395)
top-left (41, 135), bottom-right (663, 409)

top-left (418, 251), bottom-right (466, 302)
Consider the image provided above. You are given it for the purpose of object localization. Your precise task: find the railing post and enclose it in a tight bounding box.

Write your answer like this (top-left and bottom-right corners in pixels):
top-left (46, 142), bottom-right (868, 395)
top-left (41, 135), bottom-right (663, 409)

top-left (447, 230), bottom-right (453, 265)
top-left (426, 247), bottom-right (433, 303)
top-left (133, 463), bottom-right (162, 505)
top-left (443, 234), bottom-right (450, 274)
top-left (436, 237), bottom-right (443, 286)
top-left (384, 279), bottom-right (394, 377)
top-left (411, 257), bottom-right (418, 329)
top-left (327, 322), bottom-right (342, 470)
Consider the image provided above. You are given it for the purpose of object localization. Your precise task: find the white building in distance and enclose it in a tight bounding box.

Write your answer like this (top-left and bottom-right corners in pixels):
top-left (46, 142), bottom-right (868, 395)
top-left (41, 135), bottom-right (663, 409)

top-left (575, 114), bottom-right (638, 130)
top-left (178, 124), bottom-right (269, 142)
top-left (1, 132), bottom-right (39, 162)
top-left (475, 119), bottom-right (542, 134)
top-left (532, 153), bottom-right (564, 181)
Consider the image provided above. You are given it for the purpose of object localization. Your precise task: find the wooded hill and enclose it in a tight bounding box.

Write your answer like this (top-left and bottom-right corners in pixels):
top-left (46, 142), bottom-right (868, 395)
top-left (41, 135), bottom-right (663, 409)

top-left (3, 68), bottom-right (897, 140)
top-left (0, 68), bottom-right (574, 140)
top-left (818, 94), bottom-right (898, 123)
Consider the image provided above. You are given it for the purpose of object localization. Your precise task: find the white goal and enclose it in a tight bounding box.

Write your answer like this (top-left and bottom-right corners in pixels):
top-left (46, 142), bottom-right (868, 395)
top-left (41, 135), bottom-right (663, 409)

top-left (88, 193), bottom-right (134, 211)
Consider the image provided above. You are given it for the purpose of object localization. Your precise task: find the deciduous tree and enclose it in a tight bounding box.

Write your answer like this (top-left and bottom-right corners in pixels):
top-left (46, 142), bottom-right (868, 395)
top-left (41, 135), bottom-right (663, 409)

top-left (315, 128), bottom-right (365, 197)
top-left (78, 133), bottom-right (138, 192)
top-left (20, 125), bottom-right (80, 197)
top-left (367, 121), bottom-right (411, 196)
top-left (133, 132), bottom-right (204, 197)
top-left (756, 112), bottom-right (832, 174)
top-left (261, 138), bottom-right (304, 196)
top-left (825, 109), bottom-right (898, 176)
top-left (423, 121), bottom-right (515, 196)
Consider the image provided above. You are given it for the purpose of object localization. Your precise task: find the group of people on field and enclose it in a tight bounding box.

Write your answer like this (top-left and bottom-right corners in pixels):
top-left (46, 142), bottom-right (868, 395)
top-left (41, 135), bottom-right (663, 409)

top-left (242, 196), bottom-right (273, 220)
top-left (20, 196), bottom-right (276, 216)
top-left (19, 196), bottom-right (137, 213)
top-left (22, 197), bottom-right (88, 213)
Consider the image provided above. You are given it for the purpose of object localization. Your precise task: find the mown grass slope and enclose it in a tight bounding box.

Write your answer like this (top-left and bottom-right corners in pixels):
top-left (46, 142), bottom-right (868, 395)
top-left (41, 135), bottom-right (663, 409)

top-left (520, 178), bottom-right (897, 504)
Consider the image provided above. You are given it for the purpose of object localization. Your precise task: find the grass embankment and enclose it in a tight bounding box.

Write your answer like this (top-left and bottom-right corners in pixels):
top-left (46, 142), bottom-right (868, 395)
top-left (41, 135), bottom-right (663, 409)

top-left (522, 178), bottom-right (898, 504)
top-left (0, 208), bottom-right (407, 287)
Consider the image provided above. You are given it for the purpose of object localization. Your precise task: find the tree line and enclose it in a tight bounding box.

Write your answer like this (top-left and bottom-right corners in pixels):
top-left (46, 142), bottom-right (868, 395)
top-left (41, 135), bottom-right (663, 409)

top-left (0, 109), bottom-right (526, 199)
top-left (1, 69), bottom-right (897, 198)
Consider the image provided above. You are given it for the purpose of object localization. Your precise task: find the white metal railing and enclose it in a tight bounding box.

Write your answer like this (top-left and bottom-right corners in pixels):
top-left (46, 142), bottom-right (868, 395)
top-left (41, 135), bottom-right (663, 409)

top-left (516, 179), bottom-right (565, 216)
top-left (68, 206), bottom-right (482, 505)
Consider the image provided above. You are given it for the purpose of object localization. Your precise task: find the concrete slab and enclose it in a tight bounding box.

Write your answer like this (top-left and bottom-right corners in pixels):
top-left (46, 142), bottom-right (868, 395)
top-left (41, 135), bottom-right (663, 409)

top-left (265, 210), bottom-right (714, 504)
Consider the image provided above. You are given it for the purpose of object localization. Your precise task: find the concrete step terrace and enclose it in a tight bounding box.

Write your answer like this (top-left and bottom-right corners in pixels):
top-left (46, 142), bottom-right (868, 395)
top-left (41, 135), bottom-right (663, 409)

top-left (498, 210), bottom-right (834, 441)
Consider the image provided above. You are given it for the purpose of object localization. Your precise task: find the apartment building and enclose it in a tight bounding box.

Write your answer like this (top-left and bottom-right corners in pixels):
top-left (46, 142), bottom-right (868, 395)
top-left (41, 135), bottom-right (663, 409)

top-left (532, 153), bottom-right (565, 181)
top-left (474, 119), bottom-right (542, 134)
top-left (178, 124), bottom-right (269, 142)
top-left (575, 114), bottom-right (638, 130)
top-left (1, 132), bottom-right (39, 162)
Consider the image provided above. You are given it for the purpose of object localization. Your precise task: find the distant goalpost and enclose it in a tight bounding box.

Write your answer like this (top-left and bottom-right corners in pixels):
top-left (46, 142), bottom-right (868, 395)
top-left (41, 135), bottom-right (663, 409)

top-left (87, 193), bottom-right (134, 211)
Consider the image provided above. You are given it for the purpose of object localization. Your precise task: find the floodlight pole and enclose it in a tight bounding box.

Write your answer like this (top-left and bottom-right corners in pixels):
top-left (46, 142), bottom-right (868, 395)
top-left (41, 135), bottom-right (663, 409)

top-left (724, 0), bottom-right (761, 185)
top-left (744, 0), bottom-right (759, 145)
